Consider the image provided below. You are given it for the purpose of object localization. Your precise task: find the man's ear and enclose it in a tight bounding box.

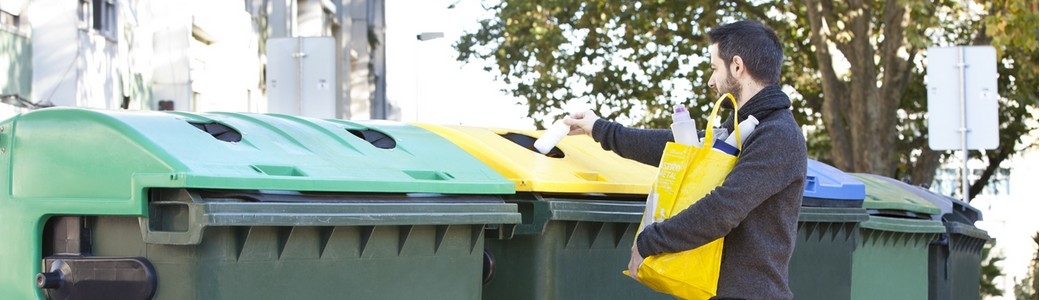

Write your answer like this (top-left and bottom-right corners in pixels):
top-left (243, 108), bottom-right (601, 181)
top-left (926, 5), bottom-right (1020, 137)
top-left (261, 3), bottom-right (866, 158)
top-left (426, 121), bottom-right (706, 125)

top-left (730, 55), bottom-right (745, 76)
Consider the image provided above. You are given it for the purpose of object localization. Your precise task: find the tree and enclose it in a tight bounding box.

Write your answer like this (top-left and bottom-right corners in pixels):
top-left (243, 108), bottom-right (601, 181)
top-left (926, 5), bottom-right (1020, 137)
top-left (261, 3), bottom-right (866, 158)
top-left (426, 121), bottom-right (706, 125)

top-left (456, 1), bottom-right (738, 130)
top-left (1015, 232), bottom-right (1039, 300)
top-left (456, 0), bottom-right (1038, 195)
top-left (964, 0), bottom-right (1039, 200)
top-left (981, 242), bottom-right (1005, 297)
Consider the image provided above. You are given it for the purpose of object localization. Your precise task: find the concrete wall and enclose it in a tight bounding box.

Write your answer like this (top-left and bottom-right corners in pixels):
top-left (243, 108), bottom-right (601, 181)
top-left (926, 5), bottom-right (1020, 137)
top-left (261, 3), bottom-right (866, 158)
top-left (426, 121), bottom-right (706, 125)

top-left (28, 0), bottom-right (79, 107)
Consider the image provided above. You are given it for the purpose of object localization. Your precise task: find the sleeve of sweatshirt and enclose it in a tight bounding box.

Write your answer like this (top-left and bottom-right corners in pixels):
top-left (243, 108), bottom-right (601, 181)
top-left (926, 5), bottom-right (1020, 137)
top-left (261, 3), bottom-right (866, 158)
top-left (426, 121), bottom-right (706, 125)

top-left (635, 120), bottom-right (807, 257)
top-left (591, 119), bottom-right (673, 166)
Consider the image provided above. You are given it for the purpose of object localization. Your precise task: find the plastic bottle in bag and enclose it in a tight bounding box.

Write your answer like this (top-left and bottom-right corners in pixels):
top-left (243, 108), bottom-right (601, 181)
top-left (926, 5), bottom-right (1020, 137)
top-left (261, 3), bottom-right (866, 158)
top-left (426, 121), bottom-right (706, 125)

top-left (713, 116), bottom-right (759, 155)
top-left (725, 115), bottom-right (759, 147)
top-left (671, 105), bottom-right (700, 146)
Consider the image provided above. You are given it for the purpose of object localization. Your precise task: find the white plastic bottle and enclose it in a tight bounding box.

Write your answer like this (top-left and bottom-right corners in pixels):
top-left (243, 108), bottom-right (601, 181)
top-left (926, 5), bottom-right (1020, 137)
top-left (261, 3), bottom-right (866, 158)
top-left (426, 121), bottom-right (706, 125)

top-left (714, 127), bottom-right (730, 143)
top-left (533, 119), bottom-right (570, 155)
top-left (670, 105), bottom-right (700, 146)
top-left (724, 115), bottom-right (759, 148)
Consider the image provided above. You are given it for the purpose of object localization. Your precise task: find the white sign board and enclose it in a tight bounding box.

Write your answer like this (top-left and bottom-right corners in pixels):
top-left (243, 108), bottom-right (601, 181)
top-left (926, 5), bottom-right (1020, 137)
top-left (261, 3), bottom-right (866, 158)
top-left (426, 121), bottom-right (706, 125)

top-left (926, 46), bottom-right (999, 150)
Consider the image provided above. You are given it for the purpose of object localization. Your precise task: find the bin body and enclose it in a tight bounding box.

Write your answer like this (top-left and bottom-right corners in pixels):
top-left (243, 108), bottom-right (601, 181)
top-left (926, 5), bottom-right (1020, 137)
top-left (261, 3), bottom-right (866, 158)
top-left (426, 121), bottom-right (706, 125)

top-left (943, 196), bottom-right (988, 300)
top-left (0, 108), bottom-right (520, 299)
top-left (850, 174), bottom-right (946, 300)
top-left (871, 176), bottom-right (990, 300)
top-left (925, 215), bottom-right (989, 300)
top-left (418, 124), bottom-right (670, 299)
top-left (483, 196), bottom-right (665, 299)
top-left (89, 216), bottom-right (490, 299)
top-left (943, 223), bottom-right (989, 300)
top-left (789, 159), bottom-right (868, 300)
top-left (791, 208), bottom-right (868, 300)
top-left (911, 187), bottom-right (988, 300)
top-left (852, 217), bottom-right (945, 300)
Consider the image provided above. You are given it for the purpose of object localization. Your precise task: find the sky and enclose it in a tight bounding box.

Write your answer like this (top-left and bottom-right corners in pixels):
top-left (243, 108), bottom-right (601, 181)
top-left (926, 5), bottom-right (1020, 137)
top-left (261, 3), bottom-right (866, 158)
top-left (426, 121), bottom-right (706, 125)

top-left (384, 0), bottom-right (535, 129)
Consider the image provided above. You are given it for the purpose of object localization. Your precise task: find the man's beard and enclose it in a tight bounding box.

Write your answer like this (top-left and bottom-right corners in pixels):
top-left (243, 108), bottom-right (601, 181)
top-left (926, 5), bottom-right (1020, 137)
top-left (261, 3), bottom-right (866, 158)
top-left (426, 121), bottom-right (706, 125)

top-left (718, 71), bottom-right (742, 109)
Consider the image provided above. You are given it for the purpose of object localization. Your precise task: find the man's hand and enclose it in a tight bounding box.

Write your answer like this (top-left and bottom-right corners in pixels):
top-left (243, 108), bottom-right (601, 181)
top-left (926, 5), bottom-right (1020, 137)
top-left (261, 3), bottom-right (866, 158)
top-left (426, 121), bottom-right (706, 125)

top-left (627, 243), bottom-right (644, 281)
top-left (562, 110), bottom-right (599, 137)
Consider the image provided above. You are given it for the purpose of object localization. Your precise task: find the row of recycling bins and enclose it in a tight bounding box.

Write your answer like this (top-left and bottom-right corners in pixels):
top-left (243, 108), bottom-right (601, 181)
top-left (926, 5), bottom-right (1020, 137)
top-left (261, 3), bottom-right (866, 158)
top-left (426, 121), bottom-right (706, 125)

top-left (0, 108), bottom-right (989, 299)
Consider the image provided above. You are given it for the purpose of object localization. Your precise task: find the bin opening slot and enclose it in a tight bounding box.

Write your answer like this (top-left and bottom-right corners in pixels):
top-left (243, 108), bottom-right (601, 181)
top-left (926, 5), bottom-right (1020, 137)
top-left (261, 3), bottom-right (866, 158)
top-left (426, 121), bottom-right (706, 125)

top-left (801, 197), bottom-right (863, 208)
top-left (866, 209), bottom-right (931, 220)
top-left (537, 193), bottom-right (646, 202)
top-left (347, 129), bottom-right (396, 149)
top-left (149, 188), bottom-right (504, 204)
top-left (188, 121), bottom-right (241, 142)
top-left (498, 133), bottom-right (565, 158)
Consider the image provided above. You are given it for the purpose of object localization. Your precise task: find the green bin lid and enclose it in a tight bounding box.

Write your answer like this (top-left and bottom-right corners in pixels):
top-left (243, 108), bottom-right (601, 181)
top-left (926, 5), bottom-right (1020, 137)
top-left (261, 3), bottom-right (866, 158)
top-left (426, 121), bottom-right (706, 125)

top-left (861, 215), bottom-right (946, 233)
top-left (849, 173), bottom-right (942, 218)
top-left (945, 222), bottom-right (990, 240)
top-left (0, 108), bottom-right (515, 203)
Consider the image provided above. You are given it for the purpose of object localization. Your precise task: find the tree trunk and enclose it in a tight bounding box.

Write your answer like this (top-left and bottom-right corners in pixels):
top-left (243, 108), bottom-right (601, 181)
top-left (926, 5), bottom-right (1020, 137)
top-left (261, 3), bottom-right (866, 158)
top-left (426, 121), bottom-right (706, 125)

top-left (805, 0), bottom-right (913, 177)
top-left (843, 0), bottom-right (889, 175)
top-left (910, 147), bottom-right (942, 187)
top-left (804, 0), bottom-right (854, 171)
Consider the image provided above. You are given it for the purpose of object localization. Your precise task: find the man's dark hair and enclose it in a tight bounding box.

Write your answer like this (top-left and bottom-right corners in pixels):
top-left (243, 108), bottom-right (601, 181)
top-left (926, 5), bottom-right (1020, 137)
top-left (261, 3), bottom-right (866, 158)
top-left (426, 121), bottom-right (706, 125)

top-left (708, 20), bottom-right (783, 85)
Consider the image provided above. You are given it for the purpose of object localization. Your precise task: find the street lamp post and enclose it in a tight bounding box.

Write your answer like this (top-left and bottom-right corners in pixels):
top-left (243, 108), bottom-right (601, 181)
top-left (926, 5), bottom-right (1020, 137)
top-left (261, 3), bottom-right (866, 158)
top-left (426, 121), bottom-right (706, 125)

top-left (414, 32), bottom-right (443, 122)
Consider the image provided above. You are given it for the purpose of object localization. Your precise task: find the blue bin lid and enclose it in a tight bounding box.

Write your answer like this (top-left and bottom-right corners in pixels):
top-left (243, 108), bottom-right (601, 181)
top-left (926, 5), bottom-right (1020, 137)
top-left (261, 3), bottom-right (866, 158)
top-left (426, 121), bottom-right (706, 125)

top-left (802, 159), bottom-right (866, 208)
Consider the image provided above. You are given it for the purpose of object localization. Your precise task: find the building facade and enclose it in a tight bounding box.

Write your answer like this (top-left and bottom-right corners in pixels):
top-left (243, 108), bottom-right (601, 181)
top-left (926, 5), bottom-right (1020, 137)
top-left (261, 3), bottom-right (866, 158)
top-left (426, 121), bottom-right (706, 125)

top-left (1, 0), bottom-right (391, 120)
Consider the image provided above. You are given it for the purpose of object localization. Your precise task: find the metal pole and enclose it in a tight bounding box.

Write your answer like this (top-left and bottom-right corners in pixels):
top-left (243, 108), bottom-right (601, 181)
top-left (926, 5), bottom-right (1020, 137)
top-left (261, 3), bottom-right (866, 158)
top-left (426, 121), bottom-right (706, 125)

top-left (957, 47), bottom-right (971, 202)
top-left (415, 32), bottom-right (444, 122)
top-left (295, 37), bottom-right (304, 116)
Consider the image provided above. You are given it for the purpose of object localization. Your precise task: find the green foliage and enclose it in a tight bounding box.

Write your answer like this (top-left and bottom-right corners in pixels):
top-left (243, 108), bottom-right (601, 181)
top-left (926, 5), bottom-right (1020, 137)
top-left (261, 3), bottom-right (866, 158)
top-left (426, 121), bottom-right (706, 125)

top-left (1015, 232), bottom-right (1039, 300)
top-left (456, 0), bottom-right (1038, 191)
top-left (963, 0), bottom-right (1039, 199)
top-left (455, 1), bottom-right (758, 128)
top-left (981, 242), bottom-right (1005, 297)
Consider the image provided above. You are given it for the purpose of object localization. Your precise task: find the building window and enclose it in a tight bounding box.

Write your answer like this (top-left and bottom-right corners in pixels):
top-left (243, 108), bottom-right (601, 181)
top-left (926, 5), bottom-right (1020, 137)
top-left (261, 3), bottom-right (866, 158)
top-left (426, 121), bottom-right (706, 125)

top-left (930, 166), bottom-right (1012, 198)
top-left (984, 167), bottom-right (1012, 195)
top-left (322, 5), bottom-right (337, 36)
top-left (92, 0), bottom-right (117, 39)
top-left (1, 9), bottom-right (25, 35)
top-left (1, 10), bottom-right (18, 27)
top-left (79, 0), bottom-right (90, 28)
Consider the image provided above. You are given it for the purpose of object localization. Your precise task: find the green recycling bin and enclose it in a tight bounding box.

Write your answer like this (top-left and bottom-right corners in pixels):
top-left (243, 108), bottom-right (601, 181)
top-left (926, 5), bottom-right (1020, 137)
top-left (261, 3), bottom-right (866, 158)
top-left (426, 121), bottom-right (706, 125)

top-left (0, 108), bottom-right (521, 299)
top-left (879, 179), bottom-right (990, 300)
top-left (789, 159), bottom-right (869, 300)
top-left (850, 173), bottom-right (947, 300)
top-left (417, 124), bottom-right (671, 300)
top-left (937, 222), bottom-right (990, 300)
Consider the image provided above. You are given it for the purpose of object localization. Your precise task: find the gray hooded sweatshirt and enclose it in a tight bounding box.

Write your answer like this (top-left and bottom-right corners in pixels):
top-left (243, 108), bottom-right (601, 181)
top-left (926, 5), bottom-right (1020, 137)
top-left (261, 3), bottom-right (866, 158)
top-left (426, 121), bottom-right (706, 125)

top-left (591, 85), bottom-right (807, 299)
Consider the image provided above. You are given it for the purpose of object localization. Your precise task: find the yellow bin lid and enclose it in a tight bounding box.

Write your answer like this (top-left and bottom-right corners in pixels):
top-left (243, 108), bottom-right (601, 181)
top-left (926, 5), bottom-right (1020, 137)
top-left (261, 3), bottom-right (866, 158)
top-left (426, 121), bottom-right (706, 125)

top-left (416, 124), bottom-right (657, 195)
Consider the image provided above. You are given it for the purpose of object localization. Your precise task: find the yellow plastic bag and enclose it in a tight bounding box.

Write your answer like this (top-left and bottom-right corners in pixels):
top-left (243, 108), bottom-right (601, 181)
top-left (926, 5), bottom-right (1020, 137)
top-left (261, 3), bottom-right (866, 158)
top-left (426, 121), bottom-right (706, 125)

top-left (627, 94), bottom-right (741, 300)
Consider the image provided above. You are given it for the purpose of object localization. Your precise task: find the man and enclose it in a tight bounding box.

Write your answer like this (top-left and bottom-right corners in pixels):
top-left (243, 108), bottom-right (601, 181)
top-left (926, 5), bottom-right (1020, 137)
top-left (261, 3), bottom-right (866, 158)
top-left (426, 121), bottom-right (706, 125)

top-left (564, 20), bottom-right (807, 299)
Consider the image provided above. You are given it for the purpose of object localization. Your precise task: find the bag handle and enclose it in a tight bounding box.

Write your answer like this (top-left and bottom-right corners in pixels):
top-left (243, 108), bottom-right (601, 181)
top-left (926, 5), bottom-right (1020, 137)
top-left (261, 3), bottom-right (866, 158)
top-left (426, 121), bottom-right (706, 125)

top-left (702, 93), bottom-right (742, 152)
